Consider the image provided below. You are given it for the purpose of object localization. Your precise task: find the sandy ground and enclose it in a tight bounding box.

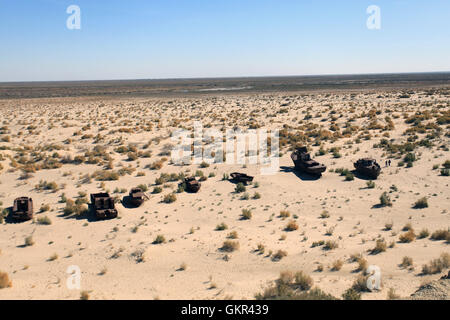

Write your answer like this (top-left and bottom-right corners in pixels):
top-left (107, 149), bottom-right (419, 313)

top-left (0, 88), bottom-right (449, 300)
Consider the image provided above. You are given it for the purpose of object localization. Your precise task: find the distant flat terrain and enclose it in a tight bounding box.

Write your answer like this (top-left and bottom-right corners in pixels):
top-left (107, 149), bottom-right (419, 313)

top-left (1, 72), bottom-right (449, 99)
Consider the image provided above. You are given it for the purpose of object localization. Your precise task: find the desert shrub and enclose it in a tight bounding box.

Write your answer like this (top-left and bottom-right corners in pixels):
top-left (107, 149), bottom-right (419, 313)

top-left (25, 235), bottom-right (34, 247)
top-left (319, 210), bottom-right (330, 219)
top-left (220, 240), bottom-right (239, 252)
top-left (399, 230), bottom-right (416, 243)
top-left (272, 250), bottom-right (288, 261)
top-left (352, 274), bottom-right (369, 292)
top-left (153, 235), bottom-right (166, 244)
top-left (240, 192), bottom-right (249, 200)
top-left (441, 168), bottom-right (450, 176)
top-left (355, 257), bottom-right (368, 272)
top-left (235, 183), bottom-right (246, 193)
top-left (285, 220), bottom-right (298, 231)
top-left (342, 288), bottom-right (361, 300)
top-left (418, 229), bottom-right (430, 239)
top-left (37, 216), bottom-right (52, 225)
top-left (39, 204), bottom-right (50, 212)
top-left (93, 170), bottom-right (119, 181)
top-left (331, 259), bottom-right (343, 271)
top-left (152, 186), bottom-right (162, 194)
top-left (421, 253), bottom-right (450, 275)
top-left (443, 160), bottom-right (450, 169)
top-left (430, 229), bottom-right (450, 241)
top-left (371, 239), bottom-right (387, 254)
top-left (199, 161), bottom-right (210, 168)
top-left (80, 291), bottom-right (90, 300)
top-left (400, 256), bottom-right (413, 268)
top-left (323, 240), bottom-right (338, 250)
top-left (0, 271), bottom-right (12, 289)
top-left (227, 231), bottom-right (238, 239)
top-left (252, 192), bottom-right (261, 199)
top-left (163, 193), bottom-right (177, 203)
top-left (241, 209), bottom-right (252, 220)
top-left (279, 210), bottom-right (290, 218)
top-left (345, 172), bottom-right (354, 181)
top-left (366, 180), bottom-right (375, 189)
top-left (255, 271), bottom-right (335, 300)
top-left (137, 184), bottom-right (148, 192)
top-left (216, 222), bottom-right (228, 231)
top-left (379, 192), bottom-right (392, 207)
top-left (413, 197), bottom-right (428, 209)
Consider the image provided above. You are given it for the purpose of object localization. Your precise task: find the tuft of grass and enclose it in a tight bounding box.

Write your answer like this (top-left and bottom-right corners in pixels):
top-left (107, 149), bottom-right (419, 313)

top-left (421, 253), bottom-right (450, 275)
top-left (430, 229), bottom-right (450, 241)
top-left (220, 240), bottom-right (240, 252)
top-left (272, 250), bottom-right (288, 261)
top-left (279, 210), bottom-right (290, 218)
top-left (323, 240), bottom-right (338, 250)
top-left (25, 235), bottom-right (35, 247)
top-left (400, 256), bottom-right (413, 269)
top-left (399, 230), bottom-right (416, 243)
top-left (234, 182), bottom-right (246, 193)
top-left (215, 222), bottom-right (228, 231)
top-left (379, 192), bottom-right (392, 207)
top-left (241, 209), bottom-right (252, 220)
top-left (413, 197), bottom-right (428, 209)
top-left (331, 259), bottom-right (343, 271)
top-left (371, 239), bottom-right (387, 254)
top-left (153, 235), bottom-right (166, 244)
top-left (37, 216), bottom-right (52, 225)
top-left (284, 220), bottom-right (298, 232)
top-left (0, 271), bottom-right (12, 289)
top-left (80, 290), bottom-right (90, 300)
top-left (366, 180), bottom-right (376, 189)
top-left (163, 193), bottom-right (177, 203)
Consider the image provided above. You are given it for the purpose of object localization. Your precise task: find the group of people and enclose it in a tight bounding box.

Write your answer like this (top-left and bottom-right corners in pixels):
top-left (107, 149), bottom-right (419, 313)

top-left (385, 159), bottom-right (392, 167)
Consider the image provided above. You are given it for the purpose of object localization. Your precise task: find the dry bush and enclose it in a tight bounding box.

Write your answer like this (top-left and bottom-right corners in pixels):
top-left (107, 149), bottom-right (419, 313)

top-left (323, 240), bottom-right (338, 250)
top-left (220, 240), bottom-right (240, 252)
top-left (279, 210), bottom-right (290, 218)
top-left (331, 259), bottom-right (343, 271)
top-left (285, 220), bottom-right (298, 231)
top-left (272, 250), bottom-right (287, 261)
top-left (430, 229), bottom-right (450, 241)
top-left (421, 253), bottom-right (450, 275)
top-left (371, 239), bottom-right (387, 254)
top-left (0, 271), bottom-right (12, 289)
top-left (399, 230), bottom-right (416, 243)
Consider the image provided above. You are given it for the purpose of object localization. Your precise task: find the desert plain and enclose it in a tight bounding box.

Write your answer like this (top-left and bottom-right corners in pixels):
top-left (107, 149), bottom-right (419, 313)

top-left (0, 82), bottom-right (449, 300)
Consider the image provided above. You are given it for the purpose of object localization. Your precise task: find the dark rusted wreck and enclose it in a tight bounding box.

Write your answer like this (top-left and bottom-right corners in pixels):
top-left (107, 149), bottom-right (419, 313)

top-left (184, 177), bottom-right (201, 193)
top-left (90, 193), bottom-right (118, 219)
top-left (230, 172), bottom-right (254, 185)
top-left (128, 188), bottom-right (145, 207)
top-left (291, 147), bottom-right (327, 176)
top-left (354, 158), bottom-right (381, 179)
top-left (12, 197), bottom-right (34, 221)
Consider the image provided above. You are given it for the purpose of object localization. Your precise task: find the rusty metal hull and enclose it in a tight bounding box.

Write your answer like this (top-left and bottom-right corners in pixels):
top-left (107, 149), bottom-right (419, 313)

top-left (184, 177), bottom-right (201, 193)
top-left (12, 197), bottom-right (33, 221)
top-left (354, 159), bottom-right (381, 179)
top-left (230, 172), bottom-right (254, 184)
top-left (290, 147), bottom-right (327, 176)
top-left (90, 193), bottom-right (118, 220)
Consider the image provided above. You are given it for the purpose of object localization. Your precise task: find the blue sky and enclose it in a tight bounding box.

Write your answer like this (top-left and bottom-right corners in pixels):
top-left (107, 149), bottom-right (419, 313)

top-left (0, 0), bottom-right (449, 82)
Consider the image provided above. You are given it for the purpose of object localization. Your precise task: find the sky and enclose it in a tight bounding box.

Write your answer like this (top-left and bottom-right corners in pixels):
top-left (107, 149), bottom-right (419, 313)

top-left (0, 0), bottom-right (449, 82)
